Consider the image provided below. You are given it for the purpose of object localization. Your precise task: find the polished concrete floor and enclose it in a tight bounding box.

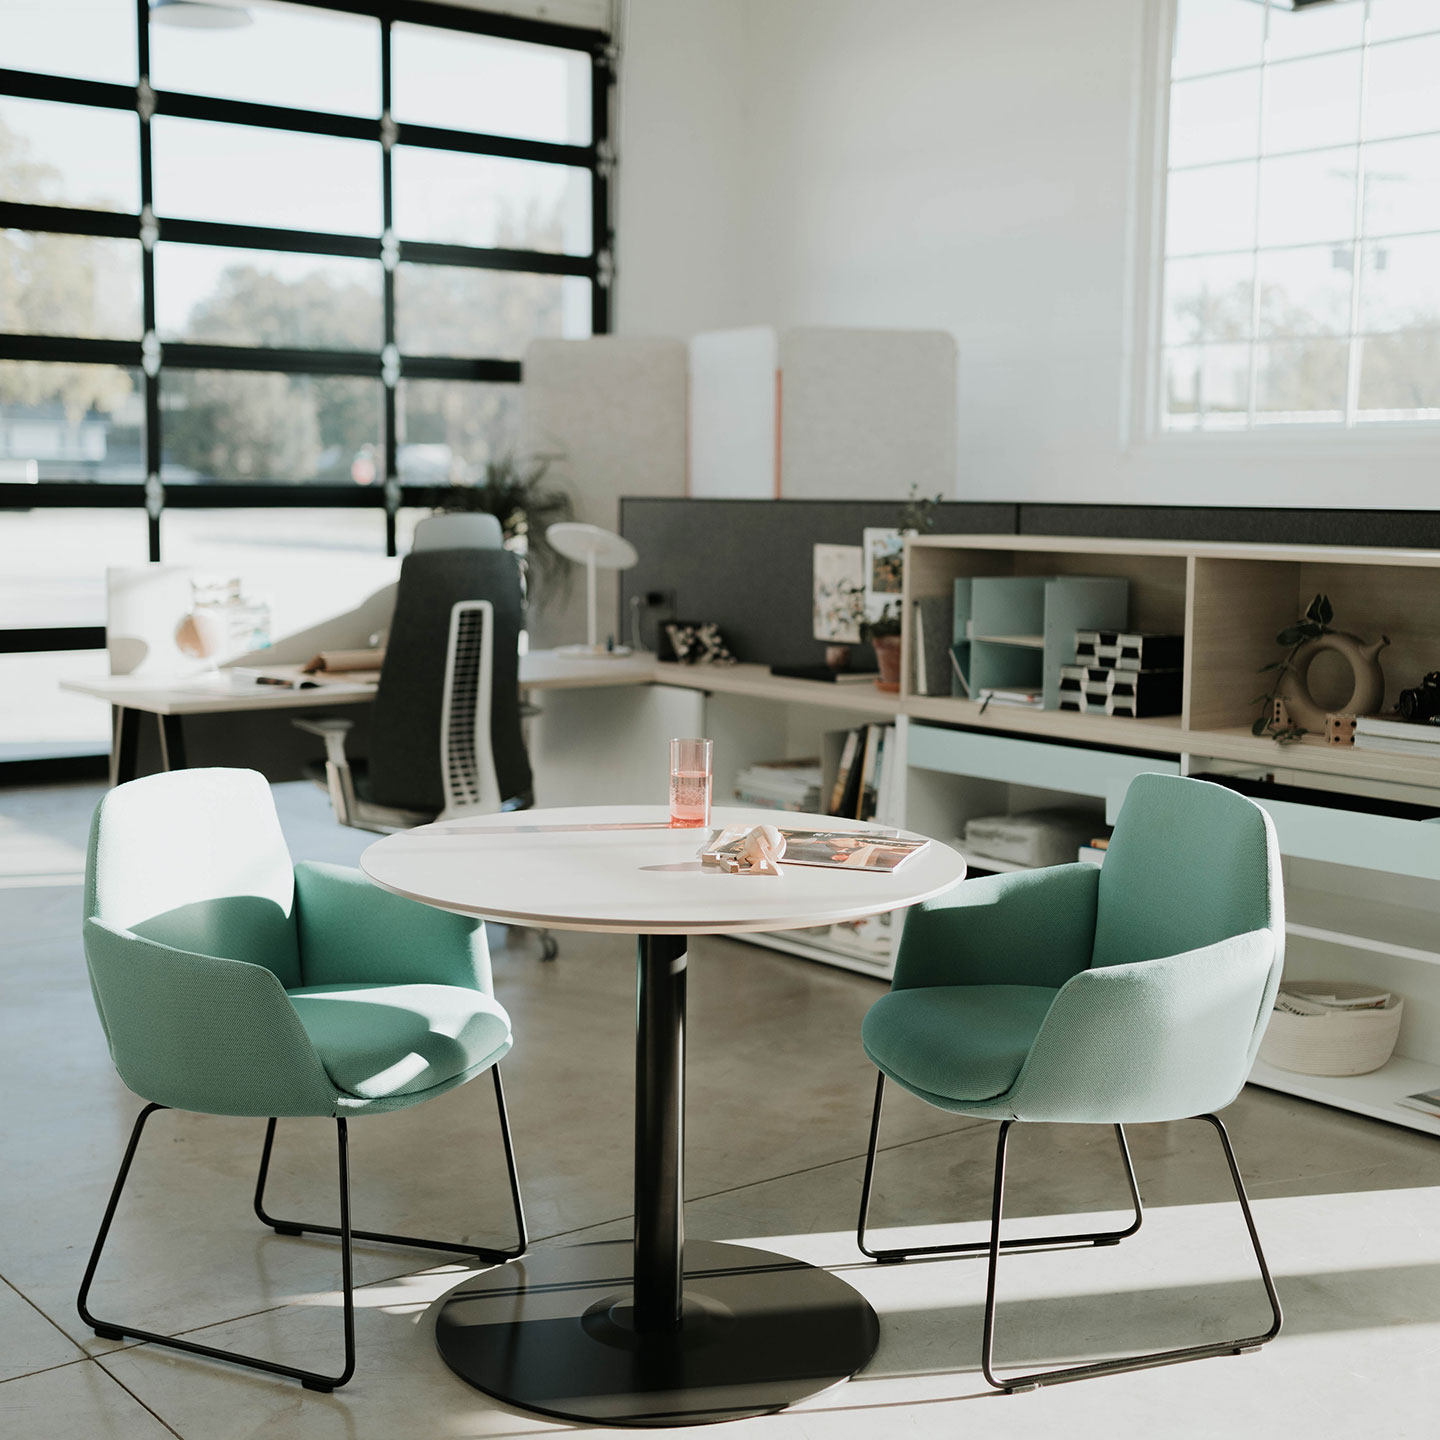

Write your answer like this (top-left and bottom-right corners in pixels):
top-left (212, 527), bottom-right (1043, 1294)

top-left (4, 779), bottom-right (1440, 1439)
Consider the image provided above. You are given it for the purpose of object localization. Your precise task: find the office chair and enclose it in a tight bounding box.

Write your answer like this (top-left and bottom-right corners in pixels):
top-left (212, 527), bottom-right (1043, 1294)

top-left (77, 768), bottom-right (527, 1391)
top-left (296, 546), bottom-right (557, 959)
top-left (857, 772), bottom-right (1284, 1392)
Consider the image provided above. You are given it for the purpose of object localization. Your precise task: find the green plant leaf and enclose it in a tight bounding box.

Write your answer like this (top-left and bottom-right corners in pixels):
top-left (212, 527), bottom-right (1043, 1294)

top-left (1276, 625), bottom-right (1308, 645)
top-left (1257, 661), bottom-right (1282, 673)
top-left (1251, 716), bottom-right (1271, 736)
top-left (1316, 595), bottom-right (1334, 626)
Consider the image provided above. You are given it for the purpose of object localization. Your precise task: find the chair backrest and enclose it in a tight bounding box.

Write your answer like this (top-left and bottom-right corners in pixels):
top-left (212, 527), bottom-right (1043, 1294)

top-left (412, 513), bottom-right (504, 552)
top-left (439, 599), bottom-right (502, 816)
top-left (86, 768), bottom-right (301, 987)
top-left (1093, 772), bottom-right (1284, 976)
top-left (366, 548), bottom-right (532, 813)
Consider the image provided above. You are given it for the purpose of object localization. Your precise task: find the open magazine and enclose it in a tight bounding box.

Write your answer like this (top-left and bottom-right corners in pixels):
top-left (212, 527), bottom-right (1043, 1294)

top-left (700, 825), bottom-right (930, 874)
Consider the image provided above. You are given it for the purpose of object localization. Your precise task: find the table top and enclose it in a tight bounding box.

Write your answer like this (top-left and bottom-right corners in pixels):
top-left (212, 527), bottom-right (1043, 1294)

top-left (360, 805), bottom-right (967, 936)
top-left (60, 653), bottom-right (903, 717)
top-left (58, 669), bottom-right (377, 715)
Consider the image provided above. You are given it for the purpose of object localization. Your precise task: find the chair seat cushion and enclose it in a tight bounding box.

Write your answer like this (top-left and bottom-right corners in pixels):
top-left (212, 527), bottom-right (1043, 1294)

top-left (862, 984), bottom-right (1057, 1105)
top-left (287, 983), bottom-right (511, 1101)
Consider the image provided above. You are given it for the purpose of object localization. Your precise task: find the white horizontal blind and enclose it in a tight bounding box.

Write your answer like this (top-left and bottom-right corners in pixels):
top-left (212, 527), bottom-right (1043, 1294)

top-left (1161, 0), bottom-right (1440, 432)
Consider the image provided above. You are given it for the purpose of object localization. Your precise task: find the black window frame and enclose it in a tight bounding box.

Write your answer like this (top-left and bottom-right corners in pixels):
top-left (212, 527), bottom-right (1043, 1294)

top-left (0, 0), bottom-right (614, 666)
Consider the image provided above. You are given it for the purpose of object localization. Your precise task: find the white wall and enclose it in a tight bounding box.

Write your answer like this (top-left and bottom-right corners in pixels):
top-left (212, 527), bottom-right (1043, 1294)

top-left (612, 0), bottom-right (750, 338)
top-left (615, 0), bottom-right (1440, 511)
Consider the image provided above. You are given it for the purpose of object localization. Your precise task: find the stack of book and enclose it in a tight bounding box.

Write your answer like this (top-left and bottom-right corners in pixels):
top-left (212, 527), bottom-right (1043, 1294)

top-left (733, 758), bottom-right (823, 812)
top-left (1354, 714), bottom-right (1440, 757)
top-left (828, 723), bottom-right (900, 824)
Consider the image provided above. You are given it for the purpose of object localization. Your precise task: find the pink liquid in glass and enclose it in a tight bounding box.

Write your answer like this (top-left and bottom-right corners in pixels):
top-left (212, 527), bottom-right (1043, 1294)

top-left (669, 770), bottom-right (712, 828)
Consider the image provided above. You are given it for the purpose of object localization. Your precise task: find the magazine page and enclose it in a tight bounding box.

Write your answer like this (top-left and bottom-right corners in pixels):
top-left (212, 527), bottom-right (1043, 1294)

top-left (701, 826), bottom-right (929, 874)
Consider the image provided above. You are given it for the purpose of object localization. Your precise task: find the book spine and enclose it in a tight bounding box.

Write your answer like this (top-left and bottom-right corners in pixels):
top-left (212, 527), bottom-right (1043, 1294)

top-left (830, 728), bottom-right (861, 815)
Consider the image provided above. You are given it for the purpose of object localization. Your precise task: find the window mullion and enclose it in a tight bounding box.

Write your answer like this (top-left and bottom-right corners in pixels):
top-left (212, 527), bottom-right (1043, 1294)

top-left (1344, 1), bottom-right (1374, 428)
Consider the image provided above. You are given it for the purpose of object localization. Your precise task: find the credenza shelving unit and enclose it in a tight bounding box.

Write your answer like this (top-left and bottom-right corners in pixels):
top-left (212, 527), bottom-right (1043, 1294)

top-left (899, 533), bottom-right (1440, 1137)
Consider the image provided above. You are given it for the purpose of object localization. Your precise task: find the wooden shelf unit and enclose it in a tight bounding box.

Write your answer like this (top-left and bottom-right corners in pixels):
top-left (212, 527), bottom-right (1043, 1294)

top-left (900, 532), bottom-right (1440, 1137)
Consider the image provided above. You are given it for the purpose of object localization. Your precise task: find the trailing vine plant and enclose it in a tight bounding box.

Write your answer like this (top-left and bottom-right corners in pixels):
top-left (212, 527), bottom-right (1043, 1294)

top-left (1252, 593), bottom-right (1334, 741)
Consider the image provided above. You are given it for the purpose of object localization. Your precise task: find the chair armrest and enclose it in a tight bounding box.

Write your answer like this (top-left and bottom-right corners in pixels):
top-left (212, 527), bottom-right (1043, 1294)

top-left (293, 860), bottom-right (492, 993)
top-left (83, 919), bottom-right (338, 1117)
top-left (1006, 929), bottom-right (1278, 1124)
top-left (892, 863), bottom-right (1100, 992)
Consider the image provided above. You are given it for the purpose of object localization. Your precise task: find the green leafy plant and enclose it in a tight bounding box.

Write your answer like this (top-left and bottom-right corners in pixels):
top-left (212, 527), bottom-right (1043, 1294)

top-left (860, 603), bottom-right (903, 642)
top-left (437, 453), bottom-right (574, 601)
top-left (900, 483), bottom-right (945, 535)
top-left (1251, 593), bottom-right (1334, 740)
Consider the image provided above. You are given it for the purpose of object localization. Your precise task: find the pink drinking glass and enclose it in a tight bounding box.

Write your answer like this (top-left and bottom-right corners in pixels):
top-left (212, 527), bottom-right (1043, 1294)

top-left (669, 738), bottom-right (713, 828)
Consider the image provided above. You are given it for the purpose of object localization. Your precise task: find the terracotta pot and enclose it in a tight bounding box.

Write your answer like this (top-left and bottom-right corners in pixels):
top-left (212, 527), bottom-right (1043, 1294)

top-left (873, 634), bottom-right (902, 693)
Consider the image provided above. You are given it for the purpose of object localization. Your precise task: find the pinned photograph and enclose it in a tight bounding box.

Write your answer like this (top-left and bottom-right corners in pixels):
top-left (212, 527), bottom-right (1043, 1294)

top-left (863, 527), bottom-right (904, 619)
top-left (812, 543), bottom-right (865, 643)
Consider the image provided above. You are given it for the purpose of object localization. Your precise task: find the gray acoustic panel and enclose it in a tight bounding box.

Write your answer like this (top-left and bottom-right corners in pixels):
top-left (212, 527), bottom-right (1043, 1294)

top-left (618, 499), bottom-right (1013, 667)
top-left (1021, 505), bottom-right (1440, 549)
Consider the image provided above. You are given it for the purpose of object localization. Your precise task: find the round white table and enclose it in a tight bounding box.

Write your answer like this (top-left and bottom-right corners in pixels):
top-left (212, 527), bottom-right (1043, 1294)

top-left (362, 805), bottom-right (966, 1427)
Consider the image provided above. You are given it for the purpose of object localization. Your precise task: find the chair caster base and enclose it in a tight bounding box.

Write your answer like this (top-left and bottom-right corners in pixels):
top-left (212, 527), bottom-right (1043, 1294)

top-left (272, 1223), bottom-right (304, 1236)
top-left (93, 1326), bottom-right (125, 1342)
top-left (302, 1379), bottom-right (334, 1393)
top-left (1233, 1345), bottom-right (1261, 1356)
top-left (1094, 1237), bottom-right (1121, 1247)
top-left (1006, 1382), bottom-right (1039, 1394)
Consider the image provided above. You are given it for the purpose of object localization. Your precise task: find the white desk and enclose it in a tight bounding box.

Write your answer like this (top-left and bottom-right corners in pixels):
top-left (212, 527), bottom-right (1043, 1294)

top-left (362, 804), bottom-right (965, 1426)
top-left (61, 655), bottom-right (899, 786)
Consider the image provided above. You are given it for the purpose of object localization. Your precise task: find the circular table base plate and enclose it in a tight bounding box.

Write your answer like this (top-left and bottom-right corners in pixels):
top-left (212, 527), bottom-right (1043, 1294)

top-left (434, 1239), bottom-right (879, 1427)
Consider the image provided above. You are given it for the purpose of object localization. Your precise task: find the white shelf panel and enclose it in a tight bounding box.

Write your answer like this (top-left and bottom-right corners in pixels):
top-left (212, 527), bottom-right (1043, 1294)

top-left (964, 854), bottom-right (1038, 875)
top-left (1249, 1054), bottom-right (1440, 1137)
top-left (1287, 888), bottom-right (1440, 967)
top-left (975, 634), bottom-right (1044, 648)
top-left (738, 929), bottom-right (894, 980)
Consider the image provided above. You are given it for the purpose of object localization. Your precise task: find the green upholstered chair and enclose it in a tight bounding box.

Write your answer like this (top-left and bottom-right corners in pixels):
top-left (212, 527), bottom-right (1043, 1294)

top-left (857, 772), bottom-right (1285, 1392)
top-left (77, 767), bottom-right (526, 1392)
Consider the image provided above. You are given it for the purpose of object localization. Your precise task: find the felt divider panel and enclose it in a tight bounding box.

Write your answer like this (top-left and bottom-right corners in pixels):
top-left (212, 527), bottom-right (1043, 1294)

top-left (522, 337), bottom-right (688, 650)
top-left (689, 327), bottom-right (778, 499)
top-left (618, 498), bottom-right (1012, 668)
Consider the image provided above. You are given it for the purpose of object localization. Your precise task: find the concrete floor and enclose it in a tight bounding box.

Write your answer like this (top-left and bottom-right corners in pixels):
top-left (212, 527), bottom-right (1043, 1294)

top-left (3, 780), bottom-right (1439, 1439)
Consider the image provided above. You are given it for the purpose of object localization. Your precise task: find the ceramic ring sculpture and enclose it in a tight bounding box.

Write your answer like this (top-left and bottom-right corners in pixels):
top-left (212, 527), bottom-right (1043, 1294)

top-left (1277, 632), bottom-right (1390, 732)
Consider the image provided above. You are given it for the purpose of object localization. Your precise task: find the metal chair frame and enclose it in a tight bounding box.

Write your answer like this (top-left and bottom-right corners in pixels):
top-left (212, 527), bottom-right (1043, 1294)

top-left (78, 1067), bottom-right (526, 1392)
top-left (856, 1073), bottom-right (1283, 1393)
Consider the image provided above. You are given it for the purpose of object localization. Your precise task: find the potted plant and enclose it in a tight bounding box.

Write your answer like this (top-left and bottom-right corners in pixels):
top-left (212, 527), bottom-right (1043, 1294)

top-left (861, 604), bottom-right (904, 693)
top-left (436, 453), bottom-right (574, 607)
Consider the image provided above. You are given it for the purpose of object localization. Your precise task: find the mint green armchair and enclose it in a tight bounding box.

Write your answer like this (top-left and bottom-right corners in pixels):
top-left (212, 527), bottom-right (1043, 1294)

top-left (858, 773), bottom-right (1284, 1391)
top-left (77, 768), bottom-right (526, 1392)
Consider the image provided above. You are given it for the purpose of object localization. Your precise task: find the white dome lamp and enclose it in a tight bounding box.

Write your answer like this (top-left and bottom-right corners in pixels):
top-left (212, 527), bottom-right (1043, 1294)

top-left (150, 0), bottom-right (253, 29)
top-left (547, 522), bottom-right (639, 658)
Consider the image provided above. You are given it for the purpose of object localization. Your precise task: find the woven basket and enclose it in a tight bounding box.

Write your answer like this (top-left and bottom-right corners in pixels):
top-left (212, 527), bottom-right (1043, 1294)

top-left (1259, 981), bottom-right (1403, 1077)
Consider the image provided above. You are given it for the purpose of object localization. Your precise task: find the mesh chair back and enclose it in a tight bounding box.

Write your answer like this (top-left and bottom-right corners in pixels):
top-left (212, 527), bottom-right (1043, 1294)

top-left (440, 600), bottom-right (501, 815)
top-left (367, 548), bottom-right (531, 812)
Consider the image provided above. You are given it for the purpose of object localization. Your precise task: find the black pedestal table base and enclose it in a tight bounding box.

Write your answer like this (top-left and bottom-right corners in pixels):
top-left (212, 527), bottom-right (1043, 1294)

top-left (433, 930), bottom-right (880, 1425)
top-left (435, 1237), bottom-right (879, 1426)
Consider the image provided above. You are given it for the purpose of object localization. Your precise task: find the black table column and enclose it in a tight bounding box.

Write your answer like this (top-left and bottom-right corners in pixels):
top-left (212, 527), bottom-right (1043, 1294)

top-left (633, 932), bottom-right (687, 1330)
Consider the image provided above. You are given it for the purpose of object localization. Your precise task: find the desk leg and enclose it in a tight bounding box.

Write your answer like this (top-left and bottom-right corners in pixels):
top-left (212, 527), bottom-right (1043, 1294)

top-left (111, 708), bottom-right (141, 787)
top-left (158, 714), bottom-right (187, 771)
top-left (432, 929), bottom-right (879, 1427)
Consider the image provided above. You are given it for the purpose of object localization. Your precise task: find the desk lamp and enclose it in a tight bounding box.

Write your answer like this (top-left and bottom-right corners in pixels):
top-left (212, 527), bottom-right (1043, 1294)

top-left (547, 522), bottom-right (639, 657)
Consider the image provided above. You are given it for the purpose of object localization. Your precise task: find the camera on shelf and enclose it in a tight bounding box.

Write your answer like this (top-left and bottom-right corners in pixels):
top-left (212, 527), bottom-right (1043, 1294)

top-left (1396, 671), bottom-right (1440, 723)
